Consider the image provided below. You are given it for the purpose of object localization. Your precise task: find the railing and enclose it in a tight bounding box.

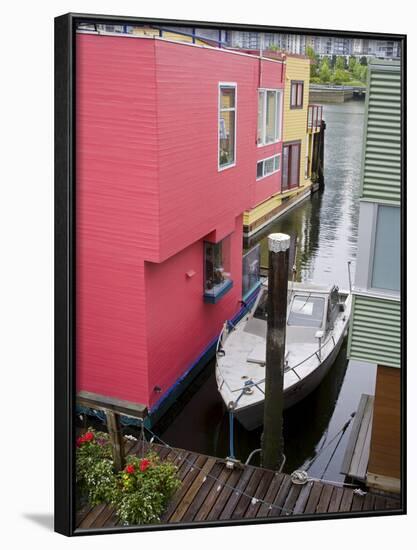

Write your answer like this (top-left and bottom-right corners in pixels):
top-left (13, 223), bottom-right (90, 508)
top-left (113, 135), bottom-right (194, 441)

top-left (307, 104), bottom-right (323, 131)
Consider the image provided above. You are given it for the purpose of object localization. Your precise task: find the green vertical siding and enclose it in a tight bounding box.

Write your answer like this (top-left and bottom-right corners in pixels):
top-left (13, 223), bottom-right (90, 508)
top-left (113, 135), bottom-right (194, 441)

top-left (361, 59), bottom-right (401, 204)
top-left (348, 295), bottom-right (401, 367)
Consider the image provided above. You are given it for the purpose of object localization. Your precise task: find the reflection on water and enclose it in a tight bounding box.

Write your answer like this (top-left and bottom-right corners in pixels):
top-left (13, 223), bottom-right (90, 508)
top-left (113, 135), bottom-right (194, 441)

top-left (157, 101), bottom-right (377, 482)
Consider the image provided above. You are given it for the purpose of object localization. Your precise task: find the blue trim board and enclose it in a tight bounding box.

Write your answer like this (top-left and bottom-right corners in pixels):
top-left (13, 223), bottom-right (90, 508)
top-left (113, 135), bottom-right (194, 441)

top-left (203, 279), bottom-right (233, 304)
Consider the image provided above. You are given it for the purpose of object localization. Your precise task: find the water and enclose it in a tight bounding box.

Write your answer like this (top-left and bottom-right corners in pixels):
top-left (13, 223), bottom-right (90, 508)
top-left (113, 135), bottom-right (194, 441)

top-left (157, 101), bottom-right (377, 482)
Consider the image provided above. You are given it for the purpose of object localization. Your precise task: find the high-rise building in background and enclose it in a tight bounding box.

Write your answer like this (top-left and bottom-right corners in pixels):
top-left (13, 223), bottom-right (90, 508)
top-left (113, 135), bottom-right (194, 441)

top-left (226, 31), bottom-right (399, 58)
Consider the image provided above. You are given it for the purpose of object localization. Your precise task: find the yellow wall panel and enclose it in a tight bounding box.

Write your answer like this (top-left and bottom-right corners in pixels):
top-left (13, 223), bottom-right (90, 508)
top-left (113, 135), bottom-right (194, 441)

top-left (283, 56), bottom-right (311, 188)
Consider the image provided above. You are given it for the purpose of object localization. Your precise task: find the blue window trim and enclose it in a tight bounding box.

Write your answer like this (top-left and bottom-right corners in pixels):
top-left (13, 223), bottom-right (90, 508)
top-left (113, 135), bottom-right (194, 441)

top-left (204, 279), bottom-right (233, 304)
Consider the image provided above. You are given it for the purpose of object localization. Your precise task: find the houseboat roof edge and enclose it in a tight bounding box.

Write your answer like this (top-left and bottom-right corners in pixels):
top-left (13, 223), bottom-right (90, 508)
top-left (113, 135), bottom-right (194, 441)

top-left (75, 29), bottom-right (287, 65)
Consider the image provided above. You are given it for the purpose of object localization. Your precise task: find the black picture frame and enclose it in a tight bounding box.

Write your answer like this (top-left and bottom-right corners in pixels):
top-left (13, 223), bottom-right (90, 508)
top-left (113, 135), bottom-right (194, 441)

top-left (55, 12), bottom-right (407, 536)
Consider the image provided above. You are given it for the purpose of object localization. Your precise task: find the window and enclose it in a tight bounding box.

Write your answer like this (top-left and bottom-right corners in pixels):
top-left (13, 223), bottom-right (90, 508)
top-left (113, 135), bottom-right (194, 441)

top-left (257, 89), bottom-right (282, 146)
top-left (219, 85), bottom-right (236, 169)
top-left (242, 244), bottom-right (261, 299)
top-left (256, 154), bottom-right (281, 180)
top-left (204, 237), bottom-right (233, 303)
top-left (288, 295), bottom-right (325, 328)
top-left (282, 142), bottom-right (301, 191)
top-left (253, 290), bottom-right (268, 321)
top-left (290, 81), bottom-right (304, 109)
top-left (371, 206), bottom-right (400, 292)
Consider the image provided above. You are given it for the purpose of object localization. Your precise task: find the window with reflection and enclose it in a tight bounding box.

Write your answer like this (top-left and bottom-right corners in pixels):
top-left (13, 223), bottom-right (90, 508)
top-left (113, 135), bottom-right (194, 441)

top-left (219, 85), bottom-right (236, 168)
top-left (290, 81), bottom-right (304, 109)
top-left (371, 205), bottom-right (400, 292)
top-left (257, 89), bottom-right (282, 145)
top-left (204, 237), bottom-right (233, 303)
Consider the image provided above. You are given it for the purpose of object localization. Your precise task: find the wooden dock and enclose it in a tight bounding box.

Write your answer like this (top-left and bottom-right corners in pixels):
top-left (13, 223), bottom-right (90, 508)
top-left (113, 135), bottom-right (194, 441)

top-left (76, 439), bottom-right (400, 531)
top-left (341, 394), bottom-right (374, 482)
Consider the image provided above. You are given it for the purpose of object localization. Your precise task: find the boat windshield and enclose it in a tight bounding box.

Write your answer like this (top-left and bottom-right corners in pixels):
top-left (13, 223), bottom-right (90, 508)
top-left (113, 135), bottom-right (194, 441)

top-left (288, 295), bottom-right (325, 328)
top-left (253, 290), bottom-right (268, 321)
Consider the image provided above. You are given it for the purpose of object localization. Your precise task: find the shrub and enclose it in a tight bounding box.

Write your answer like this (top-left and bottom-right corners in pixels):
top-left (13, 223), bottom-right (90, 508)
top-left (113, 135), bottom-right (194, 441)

top-left (76, 429), bottom-right (181, 525)
top-left (112, 453), bottom-right (181, 525)
top-left (76, 429), bottom-right (116, 506)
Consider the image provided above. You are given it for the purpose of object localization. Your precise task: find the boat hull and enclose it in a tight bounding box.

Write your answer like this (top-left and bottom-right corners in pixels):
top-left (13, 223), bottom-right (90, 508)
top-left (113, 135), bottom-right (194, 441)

top-left (233, 331), bottom-right (347, 431)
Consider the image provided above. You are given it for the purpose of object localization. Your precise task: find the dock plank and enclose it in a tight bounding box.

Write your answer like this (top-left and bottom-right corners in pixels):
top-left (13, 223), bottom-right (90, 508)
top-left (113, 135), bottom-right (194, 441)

top-left (169, 458), bottom-right (217, 523)
top-left (327, 486), bottom-right (344, 513)
top-left (78, 503), bottom-right (108, 529)
top-left (362, 492), bottom-right (375, 511)
top-left (232, 468), bottom-right (265, 519)
top-left (203, 466), bottom-right (243, 522)
top-left (304, 482), bottom-right (324, 514)
top-left (271, 475), bottom-right (293, 516)
top-left (162, 454), bottom-right (207, 522)
top-left (351, 492), bottom-right (364, 512)
top-left (339, 489), bottom-right (355, 512)
top-left (349, 396), bottom-right (373, 480)
top-left (316, 484), bottom-right (334, 514)
top-left (244, 470), bottom-right (275, 519)
top-left (218, 467), bottom-right (255, 521)
top-left (256, 473), bottom-right (285, 518)
top-left (293, 481), bottom-right (314, 515)
top-left (340, 395), bottom-right (368, 475)
top-left (281, 483), bottom-right (302, 516)
top-left (181, 462), bottom-right (225, 522)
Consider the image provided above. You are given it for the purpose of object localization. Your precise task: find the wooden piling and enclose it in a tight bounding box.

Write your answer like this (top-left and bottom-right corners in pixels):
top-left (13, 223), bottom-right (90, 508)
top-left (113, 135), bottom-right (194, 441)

top-left (262, 233), bottom-right (290, 471)
top-left (77, 391), bottom-right (148, 471)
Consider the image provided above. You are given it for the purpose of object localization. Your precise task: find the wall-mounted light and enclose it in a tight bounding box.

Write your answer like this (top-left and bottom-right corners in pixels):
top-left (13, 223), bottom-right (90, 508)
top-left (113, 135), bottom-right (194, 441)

top-left (186, 270), bottom-right (196, 278)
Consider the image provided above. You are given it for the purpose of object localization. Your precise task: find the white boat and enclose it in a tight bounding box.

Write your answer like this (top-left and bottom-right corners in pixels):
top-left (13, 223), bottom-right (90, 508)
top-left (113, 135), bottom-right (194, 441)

top-left (215, 281), bottom-right (352, 431)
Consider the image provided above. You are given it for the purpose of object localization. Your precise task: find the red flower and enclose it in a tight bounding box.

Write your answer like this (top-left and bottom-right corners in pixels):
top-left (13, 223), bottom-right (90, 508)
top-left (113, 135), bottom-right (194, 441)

top-left (76, 436), bottom-right (84, 448)
top-left (125, 464), bottom-right (135, 474)
top-left (83, 432), bottom-right (94, 442)
top-left (139, 459), bottom-right (151, 472)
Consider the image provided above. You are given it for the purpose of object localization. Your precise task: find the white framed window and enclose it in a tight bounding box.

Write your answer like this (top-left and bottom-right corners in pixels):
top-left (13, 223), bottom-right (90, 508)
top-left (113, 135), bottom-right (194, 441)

top-left (371, 205), bottom-right (400, 292)
top-left (354, 202), bottom-right (400, 299)
top-left (218, 83), bottom-right (237, 170)
top-left (256, 154), bottom-right (281, 180)
top-left (257, 89), bottom-right (282, 146)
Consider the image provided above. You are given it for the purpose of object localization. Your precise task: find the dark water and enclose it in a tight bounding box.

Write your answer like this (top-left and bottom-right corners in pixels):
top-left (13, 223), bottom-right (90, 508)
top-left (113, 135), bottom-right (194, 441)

top-left (157, 101), bottom-right (377, 482)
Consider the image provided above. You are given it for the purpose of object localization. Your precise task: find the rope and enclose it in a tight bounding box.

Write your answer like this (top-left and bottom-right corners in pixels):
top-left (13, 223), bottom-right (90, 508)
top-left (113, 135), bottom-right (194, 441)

top-left (303, 413), bottom-right (355, 471)
top-left (228, 411), bottom-right (235, 459)
top-left (290, 470), bottom-right (364, 490)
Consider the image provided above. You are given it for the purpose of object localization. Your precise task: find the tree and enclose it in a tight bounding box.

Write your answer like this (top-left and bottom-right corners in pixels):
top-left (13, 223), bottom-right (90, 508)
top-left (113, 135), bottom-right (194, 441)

top-left (331, 69), bottom-right (350, 85)
top-left (359, 65), bottom-right (368, 82)
top-left (353, 63), bottom-right (363, 81)
top-left (306, 45), bottom-right (319, 78)
top-left (335, 56), bottom-right (346, 71)
top-left (348, 55), bottom-right (357, 73)
top-left (319, 58), bottom-right (331, 83)
top-left (360, 56), bottom-right (368, 66)
top-left (330, 54), bottom-right (337, 69)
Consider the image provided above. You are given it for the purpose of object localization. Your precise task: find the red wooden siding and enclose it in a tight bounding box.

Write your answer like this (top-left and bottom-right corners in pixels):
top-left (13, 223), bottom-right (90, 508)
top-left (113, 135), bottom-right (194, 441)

top-left (145, 215), bottom-right (243, 406)
top-left (76, 35), bottom-right (160, 402)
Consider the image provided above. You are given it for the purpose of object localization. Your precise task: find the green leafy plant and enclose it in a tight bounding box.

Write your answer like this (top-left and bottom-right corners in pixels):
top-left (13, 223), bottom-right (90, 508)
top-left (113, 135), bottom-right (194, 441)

top-left (76, 429), bottom-right (116, 506)
top-left (76, 429), bottom-right (181, 525)
top-left (113, 453), bottom-right (181, 525)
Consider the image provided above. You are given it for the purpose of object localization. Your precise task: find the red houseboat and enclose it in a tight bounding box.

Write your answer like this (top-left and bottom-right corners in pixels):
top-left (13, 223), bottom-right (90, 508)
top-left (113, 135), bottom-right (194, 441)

top-left (76, 30), bottom-right (285, 423)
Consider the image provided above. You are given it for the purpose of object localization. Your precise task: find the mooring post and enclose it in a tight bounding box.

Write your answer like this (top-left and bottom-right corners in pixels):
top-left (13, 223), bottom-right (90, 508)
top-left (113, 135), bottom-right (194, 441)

top-left (261, 233), bottom-right (290, 471)
top-left (105, 410), bottom-right (125, 471)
